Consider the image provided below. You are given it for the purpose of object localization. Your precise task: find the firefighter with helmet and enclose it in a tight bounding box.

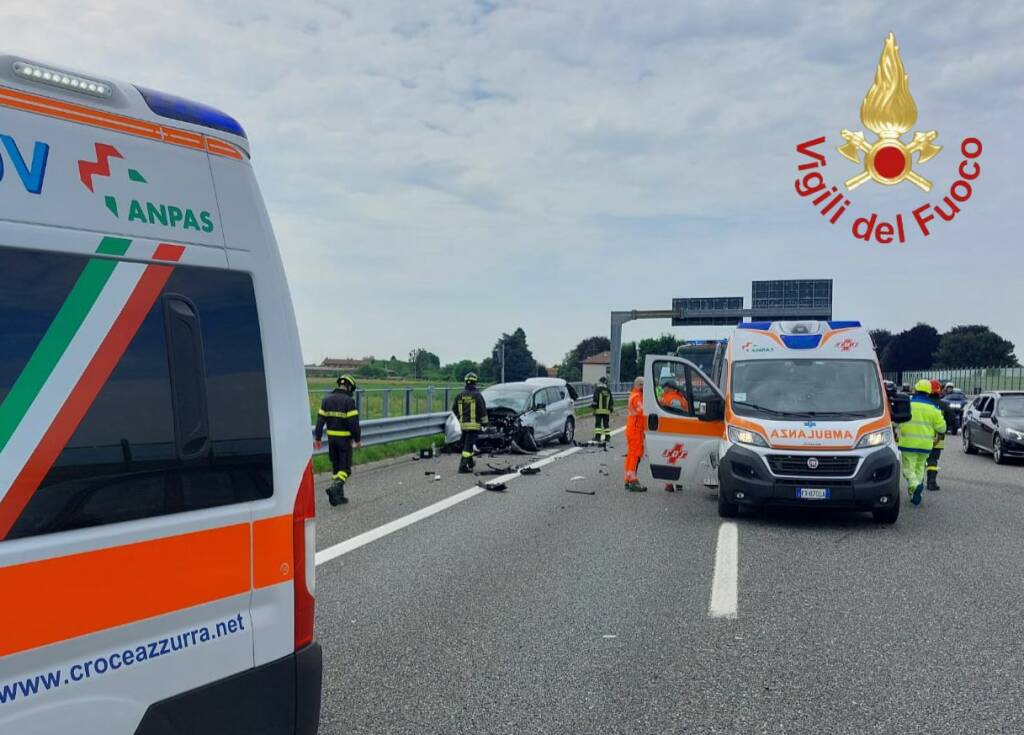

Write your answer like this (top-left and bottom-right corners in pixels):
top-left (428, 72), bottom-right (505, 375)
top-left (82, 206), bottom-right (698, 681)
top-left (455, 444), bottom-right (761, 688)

top-left (591, 376), bottom-right (614, 445)
top-left (927, 379), bottom-right (957, 491)
top-left (314, 375), bottom-right (362, 506)
top-left (453, 372), bottom-right (488, 473)
top-left (898, 379), bottom-right (946, 505)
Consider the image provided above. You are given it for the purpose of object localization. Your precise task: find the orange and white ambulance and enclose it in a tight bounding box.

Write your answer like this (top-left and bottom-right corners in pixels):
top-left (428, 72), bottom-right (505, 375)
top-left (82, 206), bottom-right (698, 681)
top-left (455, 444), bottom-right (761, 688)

top-left (644, 321), bottom-right (907, 524)
top-left (0, 55), bottom-right (321, 733)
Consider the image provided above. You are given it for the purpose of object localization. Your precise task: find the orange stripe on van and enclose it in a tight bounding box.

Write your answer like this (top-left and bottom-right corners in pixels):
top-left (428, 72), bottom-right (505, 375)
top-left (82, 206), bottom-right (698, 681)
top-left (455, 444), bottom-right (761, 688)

top-left (655, 417), bottom-right (725, 437)
top-left (0, 523), bottom-right (252, 658)
top-left (0, 85), bottom-right (245, 160)
top-left (253, 515), bottom-right (295, 590)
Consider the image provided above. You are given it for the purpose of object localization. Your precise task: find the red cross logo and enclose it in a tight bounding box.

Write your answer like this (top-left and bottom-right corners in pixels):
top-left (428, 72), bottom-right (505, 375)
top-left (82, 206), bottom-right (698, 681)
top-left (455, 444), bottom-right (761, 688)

top-left (837, 338), bottom-right (858, 352)
top-left (663, 443), bottom-right (688, 465)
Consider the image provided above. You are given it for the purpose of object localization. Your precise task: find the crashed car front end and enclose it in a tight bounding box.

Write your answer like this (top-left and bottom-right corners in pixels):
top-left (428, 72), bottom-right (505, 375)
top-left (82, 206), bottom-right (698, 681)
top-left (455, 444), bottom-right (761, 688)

top-left (476, 407), bottom-right (540, 454)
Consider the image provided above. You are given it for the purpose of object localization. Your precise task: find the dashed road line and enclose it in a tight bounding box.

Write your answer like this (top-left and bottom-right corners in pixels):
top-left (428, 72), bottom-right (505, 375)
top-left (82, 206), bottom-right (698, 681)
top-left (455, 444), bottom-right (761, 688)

top-left (709, 521), bottom-right (738, 619)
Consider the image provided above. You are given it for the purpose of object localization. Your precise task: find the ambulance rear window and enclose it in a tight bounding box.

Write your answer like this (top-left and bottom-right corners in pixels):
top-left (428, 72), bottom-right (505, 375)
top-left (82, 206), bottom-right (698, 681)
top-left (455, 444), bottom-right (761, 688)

top-left (0, 246), bottom-right (272, 540)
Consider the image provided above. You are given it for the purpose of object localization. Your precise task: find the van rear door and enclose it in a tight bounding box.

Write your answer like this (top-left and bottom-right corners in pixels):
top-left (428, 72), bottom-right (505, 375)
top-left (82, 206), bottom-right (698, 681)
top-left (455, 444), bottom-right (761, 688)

top-left (642, 355), bottom-right (725, 488)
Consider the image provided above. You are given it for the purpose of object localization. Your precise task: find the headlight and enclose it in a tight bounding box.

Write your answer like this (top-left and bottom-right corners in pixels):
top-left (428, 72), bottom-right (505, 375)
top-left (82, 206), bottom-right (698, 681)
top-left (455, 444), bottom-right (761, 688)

top-left (1007, 428), bottom-right (1024, 441)
top-left (728, 425), bottom-right (768, 447)
top-left (856, 429), bottom-right (892, 449)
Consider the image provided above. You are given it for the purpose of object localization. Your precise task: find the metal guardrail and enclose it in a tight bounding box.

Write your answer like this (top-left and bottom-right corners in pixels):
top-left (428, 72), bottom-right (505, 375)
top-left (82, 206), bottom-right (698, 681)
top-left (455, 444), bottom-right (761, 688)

top-left (311, 392), bottom-right (630, 455)
top-left (309, 382), bottom-right (634, 422)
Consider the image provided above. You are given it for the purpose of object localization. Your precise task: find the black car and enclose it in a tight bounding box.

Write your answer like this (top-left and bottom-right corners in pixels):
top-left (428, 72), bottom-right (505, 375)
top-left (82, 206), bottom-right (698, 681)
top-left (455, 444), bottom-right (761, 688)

top-left (962, 391), bottom-right (1024, 464)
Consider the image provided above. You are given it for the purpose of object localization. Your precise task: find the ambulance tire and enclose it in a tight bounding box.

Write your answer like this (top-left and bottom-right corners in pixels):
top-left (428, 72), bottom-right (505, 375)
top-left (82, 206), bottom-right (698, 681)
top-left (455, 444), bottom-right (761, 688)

top-left (717, 491), bottom-right (739, 518)
top-left (872, 494), bottom-right (900, 524)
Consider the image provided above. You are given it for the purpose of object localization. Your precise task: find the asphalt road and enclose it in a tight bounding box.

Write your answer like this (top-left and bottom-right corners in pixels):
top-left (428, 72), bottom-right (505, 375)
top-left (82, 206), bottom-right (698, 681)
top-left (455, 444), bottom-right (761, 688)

top-left (312, 423), bottom-right (1024, 735)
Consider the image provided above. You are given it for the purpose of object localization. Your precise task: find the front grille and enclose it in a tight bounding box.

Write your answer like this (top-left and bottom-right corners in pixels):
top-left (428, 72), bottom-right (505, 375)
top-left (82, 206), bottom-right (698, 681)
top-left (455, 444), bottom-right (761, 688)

top-left (766, 454), bottom-right (858, 477)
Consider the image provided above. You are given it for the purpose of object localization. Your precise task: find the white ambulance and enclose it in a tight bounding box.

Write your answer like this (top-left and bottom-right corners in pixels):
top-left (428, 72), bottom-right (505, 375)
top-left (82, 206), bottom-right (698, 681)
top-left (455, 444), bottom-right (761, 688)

top-left (644, 321), bottom-right (908, 523)
top-left (0, 56), bottom-right (321, 733)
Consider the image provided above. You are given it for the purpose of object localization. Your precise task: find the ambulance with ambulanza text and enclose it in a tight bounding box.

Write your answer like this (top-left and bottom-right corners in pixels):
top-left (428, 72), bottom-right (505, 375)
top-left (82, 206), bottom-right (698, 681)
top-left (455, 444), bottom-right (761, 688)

top-left (644, 320), bottom-right (908, 523)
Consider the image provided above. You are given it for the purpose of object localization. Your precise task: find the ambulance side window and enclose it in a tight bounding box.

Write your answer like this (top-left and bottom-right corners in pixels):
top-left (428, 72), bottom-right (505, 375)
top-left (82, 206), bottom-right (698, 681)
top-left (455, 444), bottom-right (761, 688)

top-left (652, 360), bottom-right (694, 417)
top-left (1, 247), bottom-right (272, 540)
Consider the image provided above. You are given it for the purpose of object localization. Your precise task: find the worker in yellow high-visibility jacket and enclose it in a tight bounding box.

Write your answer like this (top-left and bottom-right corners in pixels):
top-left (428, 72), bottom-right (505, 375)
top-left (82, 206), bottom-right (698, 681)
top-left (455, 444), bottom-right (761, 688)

top-left (898, 379), bottom-right (946, 506)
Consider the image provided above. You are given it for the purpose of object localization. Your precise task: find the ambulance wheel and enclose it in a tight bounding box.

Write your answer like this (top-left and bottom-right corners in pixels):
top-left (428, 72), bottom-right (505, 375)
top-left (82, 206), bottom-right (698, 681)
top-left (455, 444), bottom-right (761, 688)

top-left (718, 491), bottom-right (739, 518)
top-left (872, 494), bottom-right (900, 524)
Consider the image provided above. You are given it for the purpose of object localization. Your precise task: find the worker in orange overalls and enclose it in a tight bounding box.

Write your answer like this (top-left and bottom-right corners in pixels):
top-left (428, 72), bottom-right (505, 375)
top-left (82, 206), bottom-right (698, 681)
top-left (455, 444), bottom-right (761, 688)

top-left (625, 376), bottom-right (647, 492)
top-left (659, 379), bottom-right (689, 413)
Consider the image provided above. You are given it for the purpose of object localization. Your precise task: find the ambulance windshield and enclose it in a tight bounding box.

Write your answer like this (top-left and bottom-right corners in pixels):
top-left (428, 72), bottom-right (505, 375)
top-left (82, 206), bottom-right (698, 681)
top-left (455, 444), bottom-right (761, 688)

top-left (730, 359), bottom-right (884, 420)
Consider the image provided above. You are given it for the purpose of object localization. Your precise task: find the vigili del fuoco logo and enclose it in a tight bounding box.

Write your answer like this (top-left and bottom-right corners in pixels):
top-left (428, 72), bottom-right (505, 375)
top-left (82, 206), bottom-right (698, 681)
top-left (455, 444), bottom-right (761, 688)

top-left (794, 33), bottom-right (982, 245)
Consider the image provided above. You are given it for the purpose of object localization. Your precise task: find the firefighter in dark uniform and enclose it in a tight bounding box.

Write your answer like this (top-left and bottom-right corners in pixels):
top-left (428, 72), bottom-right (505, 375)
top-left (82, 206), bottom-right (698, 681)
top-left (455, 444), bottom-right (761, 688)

top-left (591, 376), bottom-right (614, 445)
top-left (313, 375), bottom-right (361, 506)
top-left (453, 372), bottom-right (487, 473)
top-left (926, 378), bottom-right (956, 491)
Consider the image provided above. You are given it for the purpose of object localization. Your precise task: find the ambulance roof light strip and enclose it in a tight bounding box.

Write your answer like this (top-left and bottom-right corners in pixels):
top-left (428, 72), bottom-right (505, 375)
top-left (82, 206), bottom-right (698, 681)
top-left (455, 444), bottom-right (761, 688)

top-left (13, 61), bottom-right (112, 99)
top-left (136, 86), bottom-right (246, 140)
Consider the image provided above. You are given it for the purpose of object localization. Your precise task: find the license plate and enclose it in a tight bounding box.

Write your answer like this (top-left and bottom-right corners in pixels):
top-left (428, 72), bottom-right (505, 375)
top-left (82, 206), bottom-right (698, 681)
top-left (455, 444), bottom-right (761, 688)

top-left (797, 487), bottom-right (830, 500)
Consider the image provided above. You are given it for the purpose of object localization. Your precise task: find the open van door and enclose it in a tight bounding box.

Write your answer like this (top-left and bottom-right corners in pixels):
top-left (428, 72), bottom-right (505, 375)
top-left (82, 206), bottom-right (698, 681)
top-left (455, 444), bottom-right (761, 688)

top-left (643, 355), bottom-right (726, 489)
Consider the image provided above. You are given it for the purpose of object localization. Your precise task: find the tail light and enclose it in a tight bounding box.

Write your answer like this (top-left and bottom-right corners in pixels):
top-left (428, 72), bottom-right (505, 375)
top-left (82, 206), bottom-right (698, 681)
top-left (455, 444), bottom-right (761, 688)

top-left (292, 460), bottom-right (316, 649)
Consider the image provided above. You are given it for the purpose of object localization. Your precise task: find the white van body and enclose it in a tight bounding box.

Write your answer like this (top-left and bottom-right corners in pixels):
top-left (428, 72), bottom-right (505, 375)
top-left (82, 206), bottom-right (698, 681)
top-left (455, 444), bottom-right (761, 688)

top-left (644, 321), bottom-right (900, 522)
top-left (0, 56), bottom-right (321, 733)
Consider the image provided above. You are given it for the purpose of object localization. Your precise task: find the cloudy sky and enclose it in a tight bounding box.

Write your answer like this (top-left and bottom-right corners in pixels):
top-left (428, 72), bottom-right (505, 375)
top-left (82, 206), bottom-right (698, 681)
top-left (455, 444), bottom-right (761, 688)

top-left (16, 1), bottom-right (1024, 366)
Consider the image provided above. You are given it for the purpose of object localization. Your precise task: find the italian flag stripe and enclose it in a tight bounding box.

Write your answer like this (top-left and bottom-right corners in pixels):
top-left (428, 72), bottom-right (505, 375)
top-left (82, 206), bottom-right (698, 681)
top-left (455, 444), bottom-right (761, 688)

top-left (0, 237), bottom-right (130, 454)
top-left (0, 242), bottom-right (185, 538)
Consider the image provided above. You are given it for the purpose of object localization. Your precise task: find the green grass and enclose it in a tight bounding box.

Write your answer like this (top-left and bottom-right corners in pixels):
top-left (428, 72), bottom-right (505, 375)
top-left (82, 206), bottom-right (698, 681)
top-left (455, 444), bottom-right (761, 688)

top-left (312, 434), bottom-right (446, 474)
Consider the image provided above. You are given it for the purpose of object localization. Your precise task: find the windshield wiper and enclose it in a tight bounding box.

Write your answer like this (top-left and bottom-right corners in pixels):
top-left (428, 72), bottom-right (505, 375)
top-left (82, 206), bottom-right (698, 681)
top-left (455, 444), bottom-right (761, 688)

top-left (802, 410), bottom-right (877, 419)
top-left (732, 401), bottom-right (792, 417)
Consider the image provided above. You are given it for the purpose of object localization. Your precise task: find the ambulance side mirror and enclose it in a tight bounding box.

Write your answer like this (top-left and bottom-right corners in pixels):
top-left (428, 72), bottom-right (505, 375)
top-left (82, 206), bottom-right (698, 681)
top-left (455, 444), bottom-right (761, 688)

top-left (696, 398), bottom-right (724, 422)
top-left (889, 393), bottom-right (912, 424)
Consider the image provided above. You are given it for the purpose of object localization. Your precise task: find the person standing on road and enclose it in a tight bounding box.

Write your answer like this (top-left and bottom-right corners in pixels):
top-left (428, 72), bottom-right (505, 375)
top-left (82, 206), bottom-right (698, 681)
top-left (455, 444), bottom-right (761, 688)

top-left (453, 372), bottom-right (487, 474)
top-left (313, 375), bottom-right (362, 506)
top-left (898, 379), bottom-right (946, 506)
top-left (591, 376), bottom-right (614, 445)
top-left (926, 379), bottom-right (957, 491)
top-left (624, 376), bottom-right (647, 492)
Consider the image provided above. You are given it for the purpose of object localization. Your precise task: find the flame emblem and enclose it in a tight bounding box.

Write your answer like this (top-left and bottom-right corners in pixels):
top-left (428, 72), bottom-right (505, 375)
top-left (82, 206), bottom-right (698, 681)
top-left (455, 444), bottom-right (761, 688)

top-left (837, 33), bottom-right (941, 191)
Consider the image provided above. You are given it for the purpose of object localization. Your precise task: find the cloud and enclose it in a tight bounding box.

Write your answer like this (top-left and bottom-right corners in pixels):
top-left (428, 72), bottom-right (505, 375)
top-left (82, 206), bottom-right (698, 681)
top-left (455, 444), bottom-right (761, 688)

top-left (15, 0), bottom-right (1024, 365)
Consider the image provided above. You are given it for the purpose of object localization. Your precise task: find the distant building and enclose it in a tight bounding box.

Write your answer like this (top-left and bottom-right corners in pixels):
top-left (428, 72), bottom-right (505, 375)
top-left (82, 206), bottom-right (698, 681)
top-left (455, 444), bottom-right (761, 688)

top-left (320, 357), bottom-right (369, 371)
top-left (581, 351), bottom-right (611, 384)
top-left (546, 366), bottom-right (559, 378)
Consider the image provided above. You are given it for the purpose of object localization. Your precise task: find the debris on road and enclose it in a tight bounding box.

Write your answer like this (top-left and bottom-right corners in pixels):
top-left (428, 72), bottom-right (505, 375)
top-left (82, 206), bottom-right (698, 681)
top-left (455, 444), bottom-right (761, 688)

top-left (566, 489), bottom-right (596, 496)
top-left (520, 467), bottom-right (541, 476)
top-left (482, 481), bottom-right (507, 492)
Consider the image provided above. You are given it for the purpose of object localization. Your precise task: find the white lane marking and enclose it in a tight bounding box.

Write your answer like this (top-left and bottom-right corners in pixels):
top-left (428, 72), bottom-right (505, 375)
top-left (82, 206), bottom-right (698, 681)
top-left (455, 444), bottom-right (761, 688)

top-left (709, 521), bottom-right (739, 619)
top-left (315, 426), bottom-right (625, 566)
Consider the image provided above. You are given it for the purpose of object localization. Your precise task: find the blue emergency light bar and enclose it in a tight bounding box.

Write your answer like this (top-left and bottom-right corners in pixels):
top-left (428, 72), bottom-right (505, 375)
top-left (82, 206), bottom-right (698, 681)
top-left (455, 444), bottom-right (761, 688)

top-left (136, 86), bottom-right (246, 139)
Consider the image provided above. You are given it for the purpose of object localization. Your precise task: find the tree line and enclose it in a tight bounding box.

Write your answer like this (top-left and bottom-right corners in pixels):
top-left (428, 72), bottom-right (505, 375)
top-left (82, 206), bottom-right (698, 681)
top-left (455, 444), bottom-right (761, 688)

top-left (870, 324), bottom-right (1017, 371)
top-left (350, 327), bottom-right (548, 383)
top-left (341, 322), bottom-right (1017, 387)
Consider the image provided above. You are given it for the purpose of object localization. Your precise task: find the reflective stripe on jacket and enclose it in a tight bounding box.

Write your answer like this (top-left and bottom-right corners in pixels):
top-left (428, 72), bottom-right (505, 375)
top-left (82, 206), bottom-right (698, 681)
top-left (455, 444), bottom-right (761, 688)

top-left (897, 396), bottom-right (946, 453)
top-left (592, 386), bottom-right (614, 415)
top-left (314, 388), bottom-right (361, 442)
top-left (453, 387), bottom-right (488, 430)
